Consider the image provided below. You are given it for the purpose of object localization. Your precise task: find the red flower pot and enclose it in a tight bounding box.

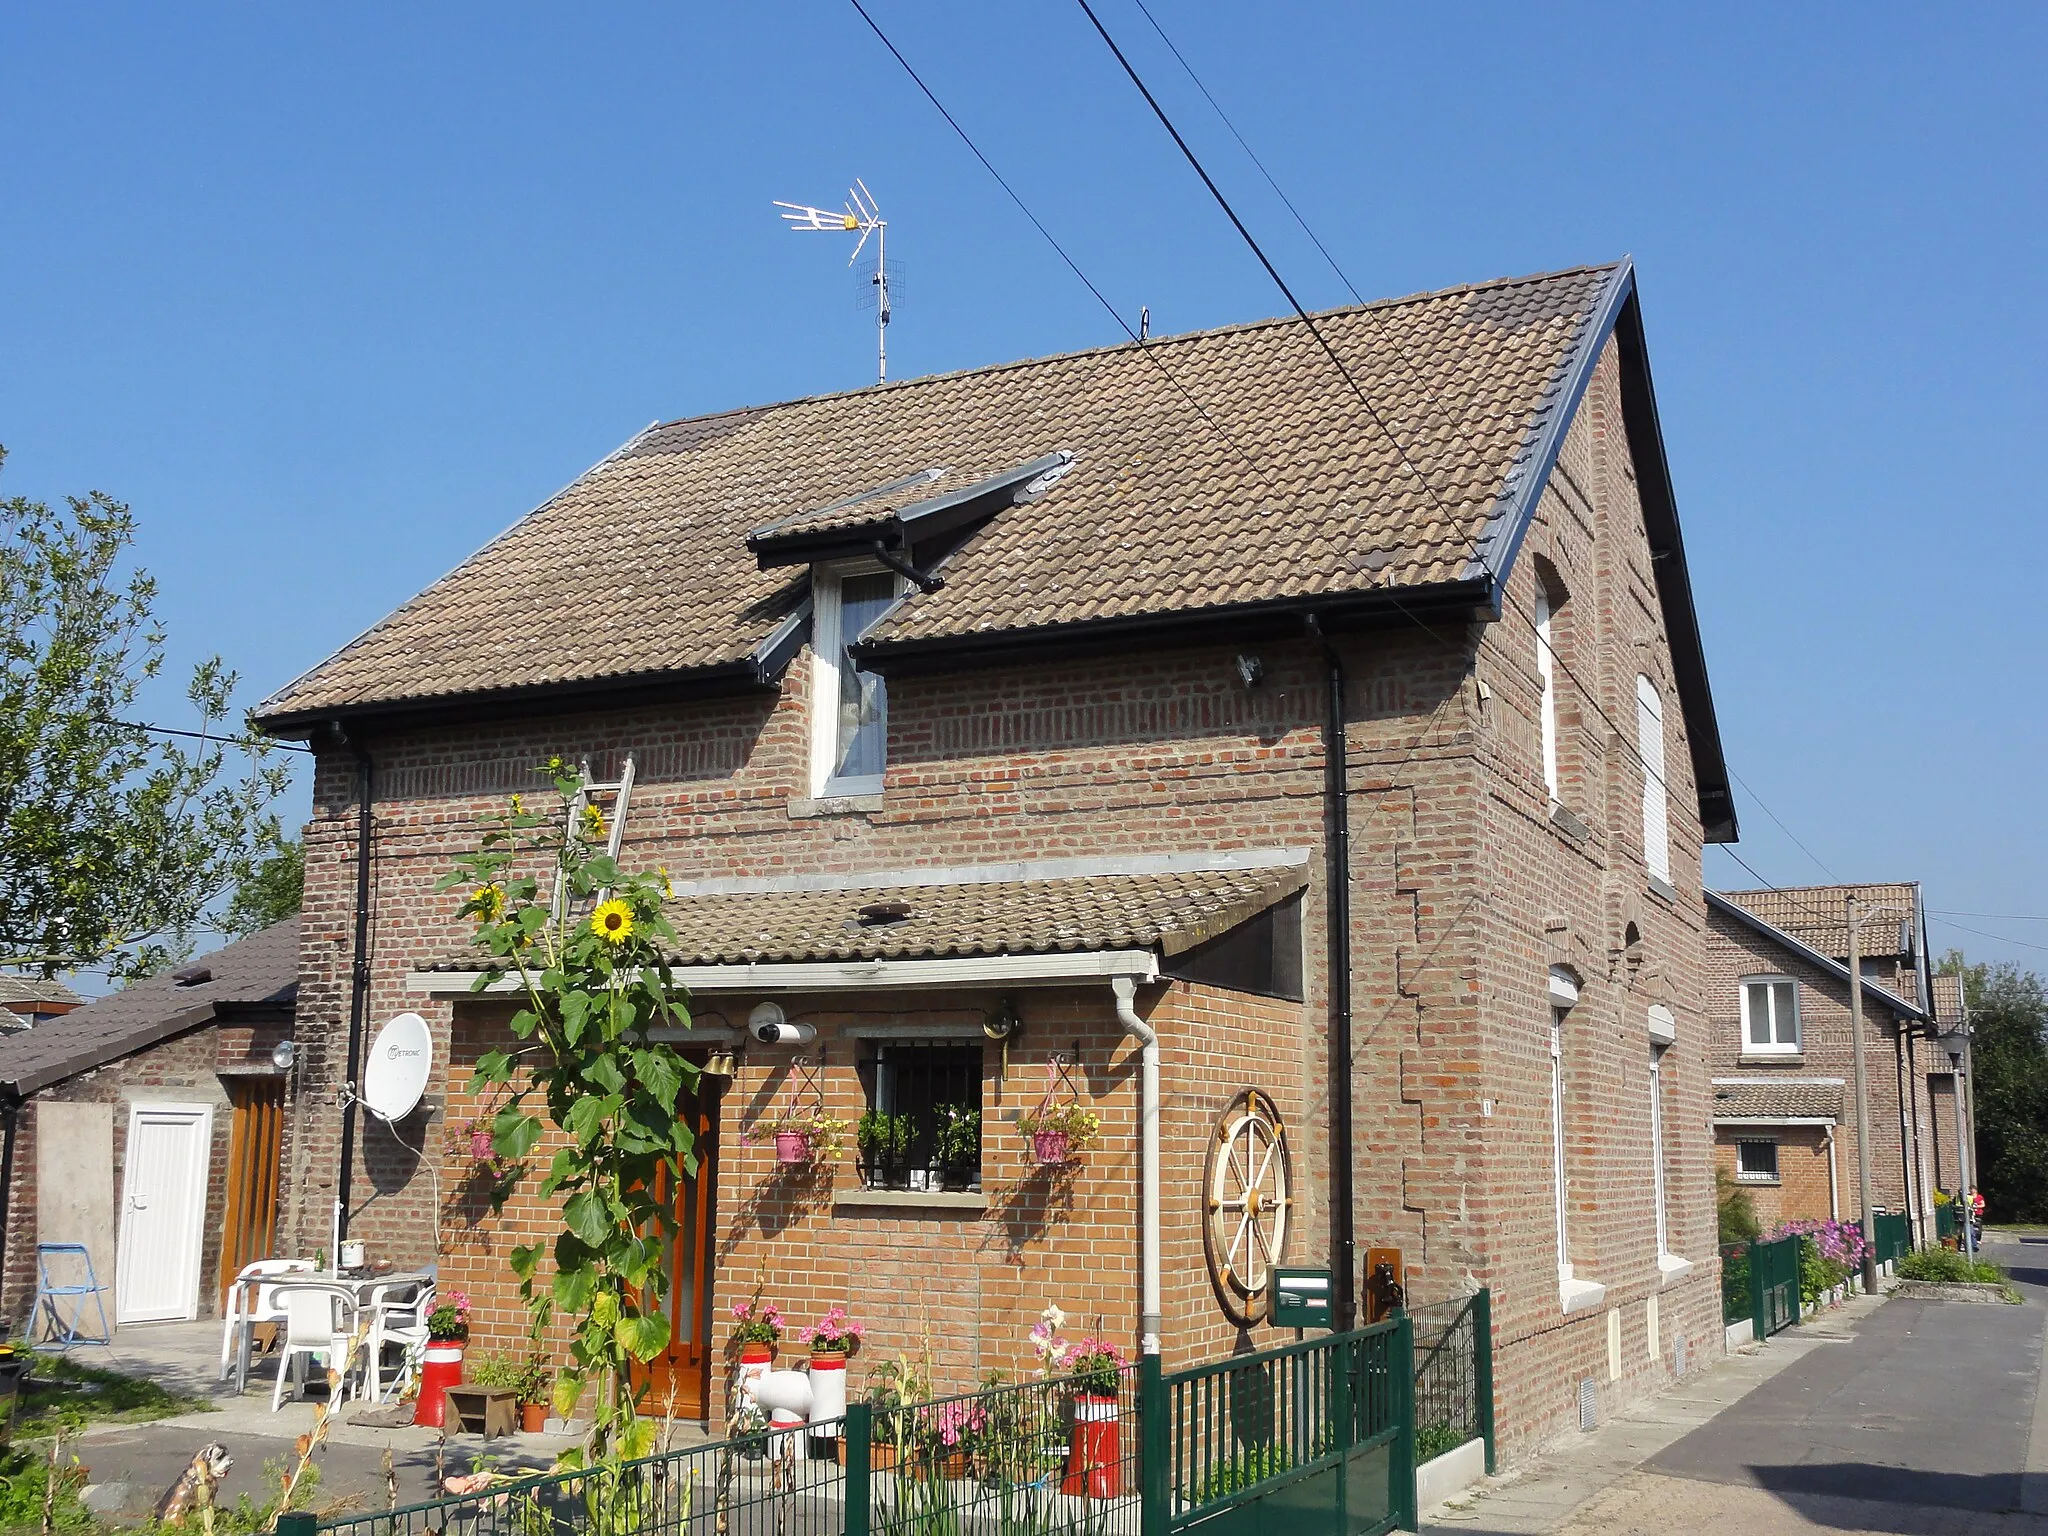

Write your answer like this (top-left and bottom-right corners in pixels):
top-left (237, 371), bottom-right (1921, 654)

top-left (1033, 1130), bottom-right (1072, 1165)
top-left (775, 1132), bottom-right (811, 1164)
top-left (414, 1342), bottom-right (464, 1428)
top-left (520, 1402), bottom-right (547, 1433)
top-left (1062, 1394), bottom-right (1120, 1498)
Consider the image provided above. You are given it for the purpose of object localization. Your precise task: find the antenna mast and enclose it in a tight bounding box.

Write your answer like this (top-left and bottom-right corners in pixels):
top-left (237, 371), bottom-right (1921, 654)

top-left (774, 179), bottom-right (893, 383)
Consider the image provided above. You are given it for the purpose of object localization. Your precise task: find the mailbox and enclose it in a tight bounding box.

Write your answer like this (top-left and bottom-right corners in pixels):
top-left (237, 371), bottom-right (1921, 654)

top-left (1271, 1267), bottom-right (1332, 1330)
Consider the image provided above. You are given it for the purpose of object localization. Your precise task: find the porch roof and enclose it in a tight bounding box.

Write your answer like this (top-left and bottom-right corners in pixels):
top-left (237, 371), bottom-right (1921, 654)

top-left (416, 856), bottom-right (1306, 988)
top-left (1712, 1078), bottom-right (1844, 1124)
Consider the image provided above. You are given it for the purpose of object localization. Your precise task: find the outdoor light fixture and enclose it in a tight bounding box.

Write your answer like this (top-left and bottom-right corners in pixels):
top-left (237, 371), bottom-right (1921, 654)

top-left (271, 1038), bottom-right (297, 1071)
top-left (749, 1000), bottom-right (816, 1046)
top-left (1235, 653), bottom-right (1265, 688)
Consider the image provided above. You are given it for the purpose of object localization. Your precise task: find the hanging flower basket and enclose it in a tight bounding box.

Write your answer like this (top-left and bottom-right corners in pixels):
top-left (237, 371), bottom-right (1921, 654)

top-left (775, 1131), bottom-right (811, 1164)
top-left (744, 1061), bottom-right (849, 1168)
top-left (1032, 1130), bottom-right (1072, 1165)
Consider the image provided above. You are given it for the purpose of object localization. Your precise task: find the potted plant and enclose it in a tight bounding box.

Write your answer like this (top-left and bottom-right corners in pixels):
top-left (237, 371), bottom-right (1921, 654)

top-left (861, 1354), bottom-right (931, 1471)
top-left (928, 1395), bottom-right (990, 1481)
top-left (798, 1305), bottom-right (864, 1427)
top-left (932, 1104), bottom-right (980, 1191)
top-left (856, 1109), bottom-right (912, 1187)
top-left (1018, 1103), bottom-right (1100, 1166)
top-left (1057, 1335), bottom-right (1128, 1498)
top-left (747, 1106), bottom-right (851, 1166)
top-left (517, 1355), bottom-right (553, 1433)
top-left (729, 1297), bottom-right (784, 1379)
top-left (414, 1289), bottom-right (472, 1428)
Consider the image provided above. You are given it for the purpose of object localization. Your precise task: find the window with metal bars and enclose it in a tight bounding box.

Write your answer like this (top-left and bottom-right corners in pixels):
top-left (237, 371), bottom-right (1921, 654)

top-left (855, 1041), bottom-right (982, 1192)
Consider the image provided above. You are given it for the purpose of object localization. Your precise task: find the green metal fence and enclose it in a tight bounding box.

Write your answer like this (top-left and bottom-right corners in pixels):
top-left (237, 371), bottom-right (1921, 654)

top-left (1145, 1316), bottom-right (1414, 1536)
top-left (1410, 1291), bottom-right (1494, 1474)
top-left (1872, 1210), bottom-right (1910, 1267)
top-left (1719, 1236), bottom-right (1799, 1339)
top-left (1936, 1202), bottom-right (1960, 1242)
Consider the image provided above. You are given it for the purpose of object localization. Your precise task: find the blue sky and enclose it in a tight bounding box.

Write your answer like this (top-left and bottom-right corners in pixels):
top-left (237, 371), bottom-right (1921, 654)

top-left (3, 3), bottom-right (2044, 972)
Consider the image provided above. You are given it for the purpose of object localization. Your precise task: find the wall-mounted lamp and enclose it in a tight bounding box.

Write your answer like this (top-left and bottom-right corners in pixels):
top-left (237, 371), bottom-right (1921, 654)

top-left (271, 1038), bottom-right (297, 1071)
top-left (749, 1000), bottom-right (815, 1046)
top-left (1235, 653), bottom-right (1265, 688)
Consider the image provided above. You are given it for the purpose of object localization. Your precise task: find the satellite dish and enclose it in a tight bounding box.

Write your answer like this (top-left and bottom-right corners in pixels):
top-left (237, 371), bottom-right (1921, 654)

top-left (362, 1012), bottom-right (433, 1122)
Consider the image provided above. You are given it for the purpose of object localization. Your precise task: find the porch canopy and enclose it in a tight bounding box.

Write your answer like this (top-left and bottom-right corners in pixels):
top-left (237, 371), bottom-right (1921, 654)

top-left (408, 851), bottom-right (1308, 997)
top-left (1711, 1080), bottom-right (1844, 1126)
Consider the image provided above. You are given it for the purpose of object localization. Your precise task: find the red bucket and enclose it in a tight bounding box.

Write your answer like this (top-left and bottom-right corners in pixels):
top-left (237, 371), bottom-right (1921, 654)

top-left (413, 1343), bottom-right (465, 1428)
top-left (1062, 1394), bottom-right (1120, 1498)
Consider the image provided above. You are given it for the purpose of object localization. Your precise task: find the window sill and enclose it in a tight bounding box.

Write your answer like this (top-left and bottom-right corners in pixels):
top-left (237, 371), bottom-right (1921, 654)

top-left (1737, 1054), bottom-right (1804, 1068)
top-left (1559, 1276), bottom-right (1607, 1315)
top-left (1734, 1176), bottom-right (1780, 1186)
top-left (789, 793), bottom-right (885, 819)
top-left (1656, 1254), bottom-right (1694, 1287)
top-left (1646, 876), bottom-right (1679, 905)
top-left (834, 1189), bottom-right (987, 1214)
top-left (1548, 802), bottom-right (1591, 845)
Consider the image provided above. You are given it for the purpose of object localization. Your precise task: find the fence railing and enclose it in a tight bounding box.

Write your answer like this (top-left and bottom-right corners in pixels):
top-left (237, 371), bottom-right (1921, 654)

top-left (1936, 1202), bottom-right (1960, 1242)
top-left (1871, 1210), bottom-right (1910, 1267)
top-left (1149, 1316), bottom-right (1413, 1536)
top-left (1410, 1290), bottom-right (1494, 1474)
top-left (1720, 1235), bottom-right (1800, 1339)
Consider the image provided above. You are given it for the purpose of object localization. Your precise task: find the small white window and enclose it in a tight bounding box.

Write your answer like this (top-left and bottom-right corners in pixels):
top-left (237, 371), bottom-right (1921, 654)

top-left (1740, 977), bottom-right (1801, 1054)
top-left (1649, 1050), bottom-right (1670, 1258)
top-left (1735, 1139), bottom-right (1779, 1183)
top-left (810, 565), bottom-right (900, 797)
top-left (1636, 675), bottom-right (1669, 884)
top-left (1535, 588), bottom-right (1560, 802)
top-left (1550, 1005), bottom-right (1570, 1280)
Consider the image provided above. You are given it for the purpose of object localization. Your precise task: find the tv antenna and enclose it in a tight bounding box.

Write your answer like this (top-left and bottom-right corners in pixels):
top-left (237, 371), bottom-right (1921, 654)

top-left (775, 179), bottom-right (895, 383)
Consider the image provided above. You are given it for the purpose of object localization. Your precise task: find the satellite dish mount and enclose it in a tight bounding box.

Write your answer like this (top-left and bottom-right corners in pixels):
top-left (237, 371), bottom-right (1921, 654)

top-left (774, 179), bottom-right (895, 384)
top-left (360, 1012), bottom-right (434, 1123)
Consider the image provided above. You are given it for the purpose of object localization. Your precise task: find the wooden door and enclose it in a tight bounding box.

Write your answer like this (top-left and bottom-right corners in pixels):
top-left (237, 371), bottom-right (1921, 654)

top-left (634, 1079), bottom-right (719, 1423)
top-left (115, 1104), bottom-right (214, 1322)
top-left (218, 1077), bottom-right (285, 1310)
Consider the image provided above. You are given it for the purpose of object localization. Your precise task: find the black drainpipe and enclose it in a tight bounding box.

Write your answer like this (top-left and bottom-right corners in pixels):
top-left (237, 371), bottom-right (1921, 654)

top-left (1307, 616), bottom-right (1357, 1331)
top-left (334, 728), bottom-right (374, 1249)
top-left (0, 1095), bottom-right (18, 1330)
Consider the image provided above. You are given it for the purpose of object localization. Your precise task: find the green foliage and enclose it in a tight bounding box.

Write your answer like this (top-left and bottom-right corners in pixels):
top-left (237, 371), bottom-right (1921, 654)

top-left (858, 1109), bottom-right (912, 1161)
top-left (932, 1105), bottom-right (979, 1172)
top-left (1898, 1245), bottom-right (2018, 1297)
top-left (221, 834), bottom-right (304, 937)
top-left (468, 1351), bottom-right (525, 1391)
top-left (1794, 1235), bottom-right (1847, 1308)
top-left (0, 448), bottom-right (289, 979)
top-left (1942, 954), bottom-right (2048, 1224)
top-left (1715, 1164), bottom-right (1760, 1244)
top-left (445, 763), bottom-right (700, 1468)
top-left (1191, 1441), bottom-right (1295, 1500)
top-left (1415, 1420), bottom-right (1475, 1463)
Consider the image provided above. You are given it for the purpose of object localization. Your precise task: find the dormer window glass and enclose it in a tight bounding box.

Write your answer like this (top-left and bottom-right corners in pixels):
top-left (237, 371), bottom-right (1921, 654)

top-left (811, 565), bottom-right (900, 797)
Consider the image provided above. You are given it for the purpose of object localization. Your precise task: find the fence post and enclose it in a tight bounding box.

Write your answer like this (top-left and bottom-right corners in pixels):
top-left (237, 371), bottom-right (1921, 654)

top-left (1748, 1240), bottom-right (1767, 1340)
top-left (275, 1516), bottom-right (318, 1536)
top-left (844, 1401), bottom-right (871, 1536)
top-left (1393, 1315), bottom-right (1418, 1531)
top-left (1473, 1289), bottom-right (1496, 1476)
top-left (1140, 1352), bottom-right (1168, 1536)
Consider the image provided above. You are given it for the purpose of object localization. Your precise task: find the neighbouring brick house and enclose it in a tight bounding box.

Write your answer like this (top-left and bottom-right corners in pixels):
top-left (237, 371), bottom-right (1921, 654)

top-left (1704, 886), bottom-right (1952, 1241)
top-left (0, 977), bottom-right (83, 1033)
top-left (0, 921), bottom-right (298, 1333)
top-left (254, 260), bottom-right (1739, 1455)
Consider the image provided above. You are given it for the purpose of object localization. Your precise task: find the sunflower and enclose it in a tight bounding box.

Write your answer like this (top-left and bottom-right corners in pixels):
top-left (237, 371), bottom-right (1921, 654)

top-left (581, 804), bottom-right (607, 842)
top-left (591, 899), bottom-right (634, 945)
top-left (471, 884), bottom-right (506, 921)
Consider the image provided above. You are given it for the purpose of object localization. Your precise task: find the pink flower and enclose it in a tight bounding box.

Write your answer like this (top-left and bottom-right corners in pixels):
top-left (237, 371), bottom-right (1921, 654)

top-left (470, 1128), bottom-right (495, 1161)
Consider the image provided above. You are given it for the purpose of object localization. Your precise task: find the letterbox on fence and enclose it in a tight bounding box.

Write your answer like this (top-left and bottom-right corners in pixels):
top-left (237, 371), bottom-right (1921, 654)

top-left (1272, 1266), bottom-right (1333, 1329)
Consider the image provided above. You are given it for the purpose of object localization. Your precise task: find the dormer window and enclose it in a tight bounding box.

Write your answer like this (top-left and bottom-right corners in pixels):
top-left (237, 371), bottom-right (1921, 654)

top-left (810, 564), bottom-right (900, 797)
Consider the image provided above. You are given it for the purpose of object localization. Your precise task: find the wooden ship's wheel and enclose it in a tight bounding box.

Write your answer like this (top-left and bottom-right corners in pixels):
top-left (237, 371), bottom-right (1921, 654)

top-left (1202, 1089), bottom-right (1293, 1325)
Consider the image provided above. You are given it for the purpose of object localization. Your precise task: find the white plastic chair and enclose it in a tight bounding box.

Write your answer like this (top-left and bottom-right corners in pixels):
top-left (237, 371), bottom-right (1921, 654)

top-left (362, 1280), bottom-right (433, 1404)
top-left (219, 1259), bottom-right (314, 1384)
top-left (269, 1283), bottom-right (360, 1411)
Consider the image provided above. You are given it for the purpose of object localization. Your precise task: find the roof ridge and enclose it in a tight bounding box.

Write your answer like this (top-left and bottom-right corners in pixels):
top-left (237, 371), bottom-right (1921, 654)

top-left (630, 262), bottom-right (1628, 439)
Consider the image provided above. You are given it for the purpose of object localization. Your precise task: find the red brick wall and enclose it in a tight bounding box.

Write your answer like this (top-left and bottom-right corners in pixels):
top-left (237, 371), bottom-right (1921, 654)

top-left (1, 1019), bottom-right (293, 1326)
top-left (1712, 1127), bottom-right (1836, 1228)
top-left (286, 336), bottom-right (1721, 1457)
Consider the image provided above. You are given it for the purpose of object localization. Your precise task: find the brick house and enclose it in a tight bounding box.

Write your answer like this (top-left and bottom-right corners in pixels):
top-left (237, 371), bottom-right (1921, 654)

top-left (0, 921), bottom-right (298, 1332)
top-left (0, 977), bottom-right (84, 1033)
top-left (254, 260), bottom-right (1739, 1454)
top-left (1704, 885), bottom-right (1954, 1240)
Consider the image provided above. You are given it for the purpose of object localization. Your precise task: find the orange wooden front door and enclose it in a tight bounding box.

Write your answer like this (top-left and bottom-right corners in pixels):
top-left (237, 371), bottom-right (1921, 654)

top-left (633, 1078), bottom-right (720, 1424)
top-left (217, 1076), bottom-right (285, 1310)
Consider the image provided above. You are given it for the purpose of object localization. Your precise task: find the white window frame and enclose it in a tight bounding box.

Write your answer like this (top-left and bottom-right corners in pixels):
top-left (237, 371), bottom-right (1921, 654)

top-left (1739, 975), bottom-right (1802, 1055)
top-left (1535, 588), bottom-right (1560, 802)
top-left (1551, 1005), bottom-right (1570, 1279)
top-left (809, 561), bottom-right (900, 798)
top-left (1649, 1050), bottom-right (1670, 1258)
top-left (1636, 674), bottom-right (1669, 884)
top-left (1735, 1138), bottom-right (1780, 1184)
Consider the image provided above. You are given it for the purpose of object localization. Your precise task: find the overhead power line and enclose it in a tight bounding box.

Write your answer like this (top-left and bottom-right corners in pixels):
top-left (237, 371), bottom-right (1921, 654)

top-left (90, 716), bottom-right (312, 754)
top-left (1931, 909), bottom-right (2048, 922)
top-left (1927, 915), bottom-right (2048, 956)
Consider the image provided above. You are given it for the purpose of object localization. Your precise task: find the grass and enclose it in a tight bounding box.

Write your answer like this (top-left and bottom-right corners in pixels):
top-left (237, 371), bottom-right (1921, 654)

top-left (1896, 1245), bottom-right (2023, 1301)
top-left (9, 1355), bottom-right (211, 1442)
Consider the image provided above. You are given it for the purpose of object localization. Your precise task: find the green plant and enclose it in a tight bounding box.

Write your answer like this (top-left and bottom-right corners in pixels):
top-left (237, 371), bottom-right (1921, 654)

top-left (447, 763), bottom-right (704, 1469)
top-left (745, 1103), bottom-right (850, 1161)
top-left (932, 1105), bottom-right (979, 1172)
top-left (1190, 1442), bottom-right (1294, 1501)
top-left (1017, 1102), bottom-right (1101, 1148)
top-left (467, 1351), bottom-right (524, 1391)
top-left (858, 1109), bottom-right (912, 1162)
top-left (1058, 1336), bottom-right (1128, 1397)
top-left (1416, 1420), bottom-right (1474, 1462)
top-left (1715, 1165), bottom-right (1760, 1244)
top-left (1898, 1245), bottom-right (2019, 1297)
top-left (728, 1296), bottom-right (784, 1349)
top-left (1794, 1236), bottom-right (1847, 1308)
top-left (517, 1356), bottom-right (554, 1408)
top-left (427, 1289), bottom-right (472, 1342)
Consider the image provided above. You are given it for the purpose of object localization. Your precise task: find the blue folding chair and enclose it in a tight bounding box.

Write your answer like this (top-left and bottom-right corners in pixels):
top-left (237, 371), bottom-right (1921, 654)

top-left (29, 1244), bottom-right (112, 1349)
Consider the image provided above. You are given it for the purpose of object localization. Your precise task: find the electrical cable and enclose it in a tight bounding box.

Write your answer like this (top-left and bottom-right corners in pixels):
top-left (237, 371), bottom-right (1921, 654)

top-left (90, 715), bottom-right (312, 753)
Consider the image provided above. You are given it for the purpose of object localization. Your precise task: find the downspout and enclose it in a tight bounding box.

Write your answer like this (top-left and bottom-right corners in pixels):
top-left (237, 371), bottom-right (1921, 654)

top-left (1893, 1022), bottom-right (1919, 1244)
top-left (1111, 975), bottom-right (1161, 1357)
top-left (1824, 1124), bottom-right (1839, 1222)
top-left (1306, 615), bottom-right (1356, 1333)
top-left (334, 729), bottom-right (375, 1253)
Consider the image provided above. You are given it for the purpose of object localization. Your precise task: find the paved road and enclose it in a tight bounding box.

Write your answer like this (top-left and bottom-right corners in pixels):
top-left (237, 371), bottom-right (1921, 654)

top-left (1432, 1234), bottom-right (2048, 1535)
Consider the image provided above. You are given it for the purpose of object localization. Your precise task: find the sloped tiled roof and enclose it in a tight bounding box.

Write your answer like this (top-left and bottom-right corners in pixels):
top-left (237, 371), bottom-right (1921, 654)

top-left (0, 921), bottom-right (298, 1099)
top-left (257, 265), bottom-right (1623, 725)
top-left (1931, 972), bottom-right (1966, 1028)
top-left (1713, 1079), bottom-right (1844, 1122)
top-left (1719, 884), bottom-right (1918, 959)
top-left (425, 864), bottom-right (1306, 971)
top-left (0, 975), bottom-right (84, 1011)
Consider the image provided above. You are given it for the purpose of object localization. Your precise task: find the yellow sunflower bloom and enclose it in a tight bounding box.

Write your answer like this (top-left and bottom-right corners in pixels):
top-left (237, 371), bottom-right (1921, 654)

top-left (582, 804), bottom-right (607, 842)
top-left (591, 899), bottom-right (634, 945)
top-left (472, 884), bottom-right (506, 921)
